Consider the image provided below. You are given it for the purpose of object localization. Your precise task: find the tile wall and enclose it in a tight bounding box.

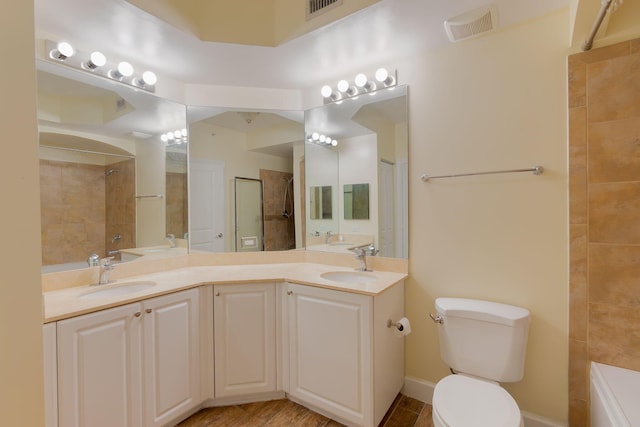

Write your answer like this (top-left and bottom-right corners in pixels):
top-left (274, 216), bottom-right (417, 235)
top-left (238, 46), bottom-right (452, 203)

top-left (105, 159), bottom-right (136, 259)
top-left (166, 172), bottom-right (188, 239)
top-left (568, 38), bottom-right (640, 425)
top-left (40, 160), bottom-right (106, 265)
top-left (260, 169), bottom-right (296, 251)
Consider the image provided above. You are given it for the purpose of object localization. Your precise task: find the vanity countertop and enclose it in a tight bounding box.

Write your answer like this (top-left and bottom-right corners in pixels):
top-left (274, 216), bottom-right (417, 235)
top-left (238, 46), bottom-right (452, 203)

top-left (43, 262), bottom-right (407, 323)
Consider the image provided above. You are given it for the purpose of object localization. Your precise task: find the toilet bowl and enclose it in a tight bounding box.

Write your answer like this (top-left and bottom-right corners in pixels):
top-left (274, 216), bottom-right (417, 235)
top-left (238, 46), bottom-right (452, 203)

top-left (432, 374), bottom-right (523, 427)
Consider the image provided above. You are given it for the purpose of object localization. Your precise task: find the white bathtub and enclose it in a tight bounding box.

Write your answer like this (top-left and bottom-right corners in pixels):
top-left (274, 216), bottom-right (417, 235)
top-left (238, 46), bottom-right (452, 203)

top-left (591, 362), bottom-right (640, 427)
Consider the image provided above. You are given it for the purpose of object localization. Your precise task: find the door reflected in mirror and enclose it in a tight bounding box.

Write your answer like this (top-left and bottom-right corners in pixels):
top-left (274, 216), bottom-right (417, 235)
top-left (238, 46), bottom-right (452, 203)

top-left (344, 184), bottom-right (369, 220)
top-left (310, 186), bottom-right (333, 219)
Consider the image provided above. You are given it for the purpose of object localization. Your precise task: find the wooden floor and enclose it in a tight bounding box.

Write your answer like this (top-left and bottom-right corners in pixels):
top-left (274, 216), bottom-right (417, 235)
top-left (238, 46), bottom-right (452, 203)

top-left (176, 394), bottom-right (434, 427)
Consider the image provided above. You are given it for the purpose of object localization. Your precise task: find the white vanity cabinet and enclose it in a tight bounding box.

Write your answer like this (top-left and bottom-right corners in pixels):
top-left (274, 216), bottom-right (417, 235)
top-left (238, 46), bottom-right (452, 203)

top-left (213, 282), bottom-right (277, 399)
top-left (56, 288), bottom-right (200, 427)
top-left (285, 281), bottom-right (405, 427)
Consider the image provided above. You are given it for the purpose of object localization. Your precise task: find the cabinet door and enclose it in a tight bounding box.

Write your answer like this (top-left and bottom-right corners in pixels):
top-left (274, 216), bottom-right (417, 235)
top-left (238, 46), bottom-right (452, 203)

top-left (43, 323), bottom-right (58, 427)
top-left (143, 288), bottom-right (200, 427)
top-left (57, 303), bottom-right (143, 427)
top-left (287, 283), bottom-right (372, 427)
top-left (214, 282), bottom-right (277, 397)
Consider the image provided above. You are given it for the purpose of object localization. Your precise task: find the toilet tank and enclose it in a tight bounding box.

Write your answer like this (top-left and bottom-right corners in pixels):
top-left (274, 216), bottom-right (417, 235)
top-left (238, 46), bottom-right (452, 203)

top-left (435, 297), bottom-right (530, 382)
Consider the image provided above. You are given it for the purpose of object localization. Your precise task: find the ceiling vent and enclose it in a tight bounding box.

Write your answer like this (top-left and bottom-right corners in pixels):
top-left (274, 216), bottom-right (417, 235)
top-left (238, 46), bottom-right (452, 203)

top-left (307, 0), bottom-right (343, 20)
top-left (444, 5), bottom-right (498, 43)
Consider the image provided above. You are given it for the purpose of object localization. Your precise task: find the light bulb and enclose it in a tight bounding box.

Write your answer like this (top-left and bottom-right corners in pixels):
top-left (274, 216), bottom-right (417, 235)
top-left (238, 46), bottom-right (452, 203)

top-left (166, 132), bottom-right (175, 140)
top-left (118, 62), bottom-right (133, 77)
top-left (174, 130), bottom-right (182, 138)
top-left (161, 134), bottom-right (168, 143)
top-left (142, 71), bottom-right (157, 86)
top-left (331, 139), bottom-right (338, 146)
top-left (325, 137), bottom-right (332, 145)
top-left (51, 42), bottom-right (74, 60)
top-left (337, 80), bottom-right (350, 93)
top-left (319, 135), bottom-right (326, 143)
top-left (312, 132), bottom-right (319, 141)
top-left (321, 85), bottom-right (333, 98)
top-left (354, 73), bottom-right (368, 87)
top-left (375, 68), bottom-right (395, 86)
top-left (83, 51), bottom-right (106, 70)
top-left (181, 128), bottom-right (188, 137)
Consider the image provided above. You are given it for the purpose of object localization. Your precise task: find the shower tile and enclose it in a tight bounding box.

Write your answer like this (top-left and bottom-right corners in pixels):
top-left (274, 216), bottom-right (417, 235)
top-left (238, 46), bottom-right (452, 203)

top-left (632, 39), bottom-right (640, 54)
top-left (570, 225), bottom-right (587, 341)
top-left (589, 182), bottom-right (640, 244)
top-left (587, 53), bottom-right (640, 123)
top-left (569, 339), bottom-right (587, 401)
top-left (569, 398), bottom-right (587, 427)
top-left (568, 56), bottom-right (586, 108)
top-left (589, 302), bottom-right (640, 369)
top-left (578, 40), bottom-right (630, 64)
top-left (589, 244), bottom-right (640, 308)
top-left (569, 148), bottom-right (587, 224)
top-left (588, 117), bottom-right (640, 183)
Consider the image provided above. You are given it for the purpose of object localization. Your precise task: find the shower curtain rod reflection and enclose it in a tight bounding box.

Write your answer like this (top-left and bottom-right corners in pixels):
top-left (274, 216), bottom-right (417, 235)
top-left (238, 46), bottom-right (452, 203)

top-left (421, 166), bottom-right (544, 182)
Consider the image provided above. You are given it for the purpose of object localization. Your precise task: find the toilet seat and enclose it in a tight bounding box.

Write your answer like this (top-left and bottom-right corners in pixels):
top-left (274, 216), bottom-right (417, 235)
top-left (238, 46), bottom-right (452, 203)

top-left (432, 374), bottom-right (523, 427)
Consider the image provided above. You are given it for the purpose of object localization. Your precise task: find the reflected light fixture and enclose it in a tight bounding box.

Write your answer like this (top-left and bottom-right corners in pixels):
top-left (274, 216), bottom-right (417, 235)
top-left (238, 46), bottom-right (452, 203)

top-left (306, 132), bottom-right (338, 147)
top-left (44, 39), bottom-right (158, 93)
top-left (50, 41), bottom-right (74, 60)
top-left (161, 128), bottom-right (188, 145)
top-left (321, 68), bottom-right (396, 103)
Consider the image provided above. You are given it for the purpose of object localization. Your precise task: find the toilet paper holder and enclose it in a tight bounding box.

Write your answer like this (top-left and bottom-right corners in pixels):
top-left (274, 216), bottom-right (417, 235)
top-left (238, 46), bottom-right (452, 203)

top-left (387, 319), bottom-right (405, 331)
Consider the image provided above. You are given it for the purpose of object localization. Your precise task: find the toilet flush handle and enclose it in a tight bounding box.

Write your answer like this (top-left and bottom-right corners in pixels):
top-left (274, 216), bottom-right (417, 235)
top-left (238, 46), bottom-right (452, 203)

top-left (429, 313), bottom-right (444, 324)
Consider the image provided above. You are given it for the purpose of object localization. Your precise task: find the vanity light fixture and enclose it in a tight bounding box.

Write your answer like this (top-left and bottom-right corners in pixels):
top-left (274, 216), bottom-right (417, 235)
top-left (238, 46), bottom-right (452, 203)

top-left (306, 133), bottom-right (338, 147)
top-left (321, 68), bottom-right (396, 103)
top-left (44, 39), bottom-right (158, 93)
top-left (161, 128), bottom-right (188, 145)
top-left (50, 41), bottom-right (74, 61)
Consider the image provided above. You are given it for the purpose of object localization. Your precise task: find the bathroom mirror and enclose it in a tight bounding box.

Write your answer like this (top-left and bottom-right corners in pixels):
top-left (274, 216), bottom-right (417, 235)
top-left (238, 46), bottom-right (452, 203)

top-left (344, 183), bottom-right (369, 220)
top-left (310, 186), bottom-right (333, 220)
top-left (304, 85), bottom-right (408, 258)
top-left (37, 60), bottom-right (188, 272)
top-left (187, 106), bottom-right (305, 252)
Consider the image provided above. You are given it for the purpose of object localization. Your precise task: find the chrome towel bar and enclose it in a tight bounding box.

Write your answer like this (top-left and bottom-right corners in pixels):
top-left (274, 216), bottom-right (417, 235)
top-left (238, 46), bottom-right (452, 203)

top-left (421, 166), bottom-right (543, 182)
top-left (135, 194), bottom-right (164, 199)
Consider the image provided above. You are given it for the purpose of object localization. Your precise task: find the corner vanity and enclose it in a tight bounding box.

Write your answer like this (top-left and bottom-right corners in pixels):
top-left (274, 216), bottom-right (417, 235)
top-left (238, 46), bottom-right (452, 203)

top-left (42, 258), bottom-right (407, 427)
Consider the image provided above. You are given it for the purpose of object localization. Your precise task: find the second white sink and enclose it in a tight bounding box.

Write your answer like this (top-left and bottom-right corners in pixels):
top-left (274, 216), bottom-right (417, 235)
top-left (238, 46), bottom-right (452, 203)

top-left (320, 271), bottom-right (377, 285)
top-left (79, 281), bottom-right (157, 299)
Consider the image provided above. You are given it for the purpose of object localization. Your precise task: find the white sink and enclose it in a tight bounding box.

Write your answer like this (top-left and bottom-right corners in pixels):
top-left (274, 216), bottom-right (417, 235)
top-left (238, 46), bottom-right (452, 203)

top-left (320, 271), bottom-right (377, 285)
top-left (79, 281), bottom-right (156, 299)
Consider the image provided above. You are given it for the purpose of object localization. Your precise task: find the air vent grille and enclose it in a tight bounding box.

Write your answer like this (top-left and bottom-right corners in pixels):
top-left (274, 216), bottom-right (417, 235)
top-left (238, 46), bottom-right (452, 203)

top-left (444, 5), bottom-right (497, 42)
top-left (307, 0), bottom-right (342, 20)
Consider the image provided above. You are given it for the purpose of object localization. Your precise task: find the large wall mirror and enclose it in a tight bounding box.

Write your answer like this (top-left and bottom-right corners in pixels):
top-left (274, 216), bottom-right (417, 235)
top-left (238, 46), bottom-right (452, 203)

top-left (37, 60), bottom-right (188, 273)
top-left (187, 107), bottom-right (305, 253)
top-left (305, 85), bottom-right (409, 258)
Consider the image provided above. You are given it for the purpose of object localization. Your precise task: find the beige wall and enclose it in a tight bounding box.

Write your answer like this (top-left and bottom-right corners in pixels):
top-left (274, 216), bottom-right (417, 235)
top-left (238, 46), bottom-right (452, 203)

top-left (568, 38), bottom-right (640, 426)
top-left (402, 10), bottom-right (570, 422)
top-left (0, 1), bottom-right (45, 426)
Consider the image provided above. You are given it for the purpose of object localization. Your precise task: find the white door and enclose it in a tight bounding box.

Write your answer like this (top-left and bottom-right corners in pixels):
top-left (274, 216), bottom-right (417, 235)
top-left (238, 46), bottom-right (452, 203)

top-left (287, 283), bottom-right (372, 427)
top-left (379, 160), bottom-right (395, 257)
top-left (57, 303), bottom-right (143, 427)
top-left (190, 158), bottom-right (225, 252)
top-left (214, 283), bottom-right (277, 397)
top-left (143, 289), bottom-right (201, 427)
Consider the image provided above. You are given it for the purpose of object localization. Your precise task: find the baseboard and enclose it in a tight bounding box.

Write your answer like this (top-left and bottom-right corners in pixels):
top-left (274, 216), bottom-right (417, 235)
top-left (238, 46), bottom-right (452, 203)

top-left (402, 376), bottom-right (567, 427)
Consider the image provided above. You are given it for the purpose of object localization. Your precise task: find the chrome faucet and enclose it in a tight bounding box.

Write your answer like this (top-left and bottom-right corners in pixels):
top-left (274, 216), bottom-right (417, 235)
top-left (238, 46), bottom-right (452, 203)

top-left (166, 233), bottom-right (176, 248)
top-left (98, 257), bottom-right (115, 285)
top-left (349, 243), bottom-right (377, 272)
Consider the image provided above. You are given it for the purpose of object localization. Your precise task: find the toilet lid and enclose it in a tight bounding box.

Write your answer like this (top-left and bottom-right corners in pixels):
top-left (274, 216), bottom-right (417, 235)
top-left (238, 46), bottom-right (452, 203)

top-left (433, 375), bottom-right (522, 427)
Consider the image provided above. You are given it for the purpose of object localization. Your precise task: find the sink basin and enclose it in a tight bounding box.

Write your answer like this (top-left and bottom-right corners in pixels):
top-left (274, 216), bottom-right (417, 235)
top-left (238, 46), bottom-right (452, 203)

top-left (79, 281), bottom-right (156, 299)
top-left (320, 271), bottom-right (377, 285)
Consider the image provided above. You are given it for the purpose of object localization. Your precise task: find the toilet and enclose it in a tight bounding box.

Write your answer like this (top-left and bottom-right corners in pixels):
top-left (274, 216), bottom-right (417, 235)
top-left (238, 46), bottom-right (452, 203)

top-left (431, 297), bottom-right (530, 427)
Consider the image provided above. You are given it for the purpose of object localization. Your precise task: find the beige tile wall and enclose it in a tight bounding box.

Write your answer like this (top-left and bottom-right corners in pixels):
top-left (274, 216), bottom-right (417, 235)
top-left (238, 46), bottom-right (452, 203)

top-left (105, 159), bottom-right (136, 259)
top-left (40, 160), bottom-right (106, 265)
top-left (568, 38), bottom-right (640, 425)
top-left (260, 169), bottom-right (296, 251)
top-left (166, 172), bottom-right (188, 238)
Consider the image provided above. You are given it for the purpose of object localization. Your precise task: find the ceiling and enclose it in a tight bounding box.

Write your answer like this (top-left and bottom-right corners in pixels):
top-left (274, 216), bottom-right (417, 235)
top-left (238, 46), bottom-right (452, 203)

top-left (34, 0), bottom-right (573, 91)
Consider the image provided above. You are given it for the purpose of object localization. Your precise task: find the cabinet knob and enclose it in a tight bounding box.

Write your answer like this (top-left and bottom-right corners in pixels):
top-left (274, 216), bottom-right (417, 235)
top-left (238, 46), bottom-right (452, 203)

top-left (145, 309), bottom-right (152, 314)
top-left (215, 292), bottom-right (220, 296)
top-left (134, 312), bottom-right (142, 317)
top-left (287, 290), bottom-right (293, 295)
